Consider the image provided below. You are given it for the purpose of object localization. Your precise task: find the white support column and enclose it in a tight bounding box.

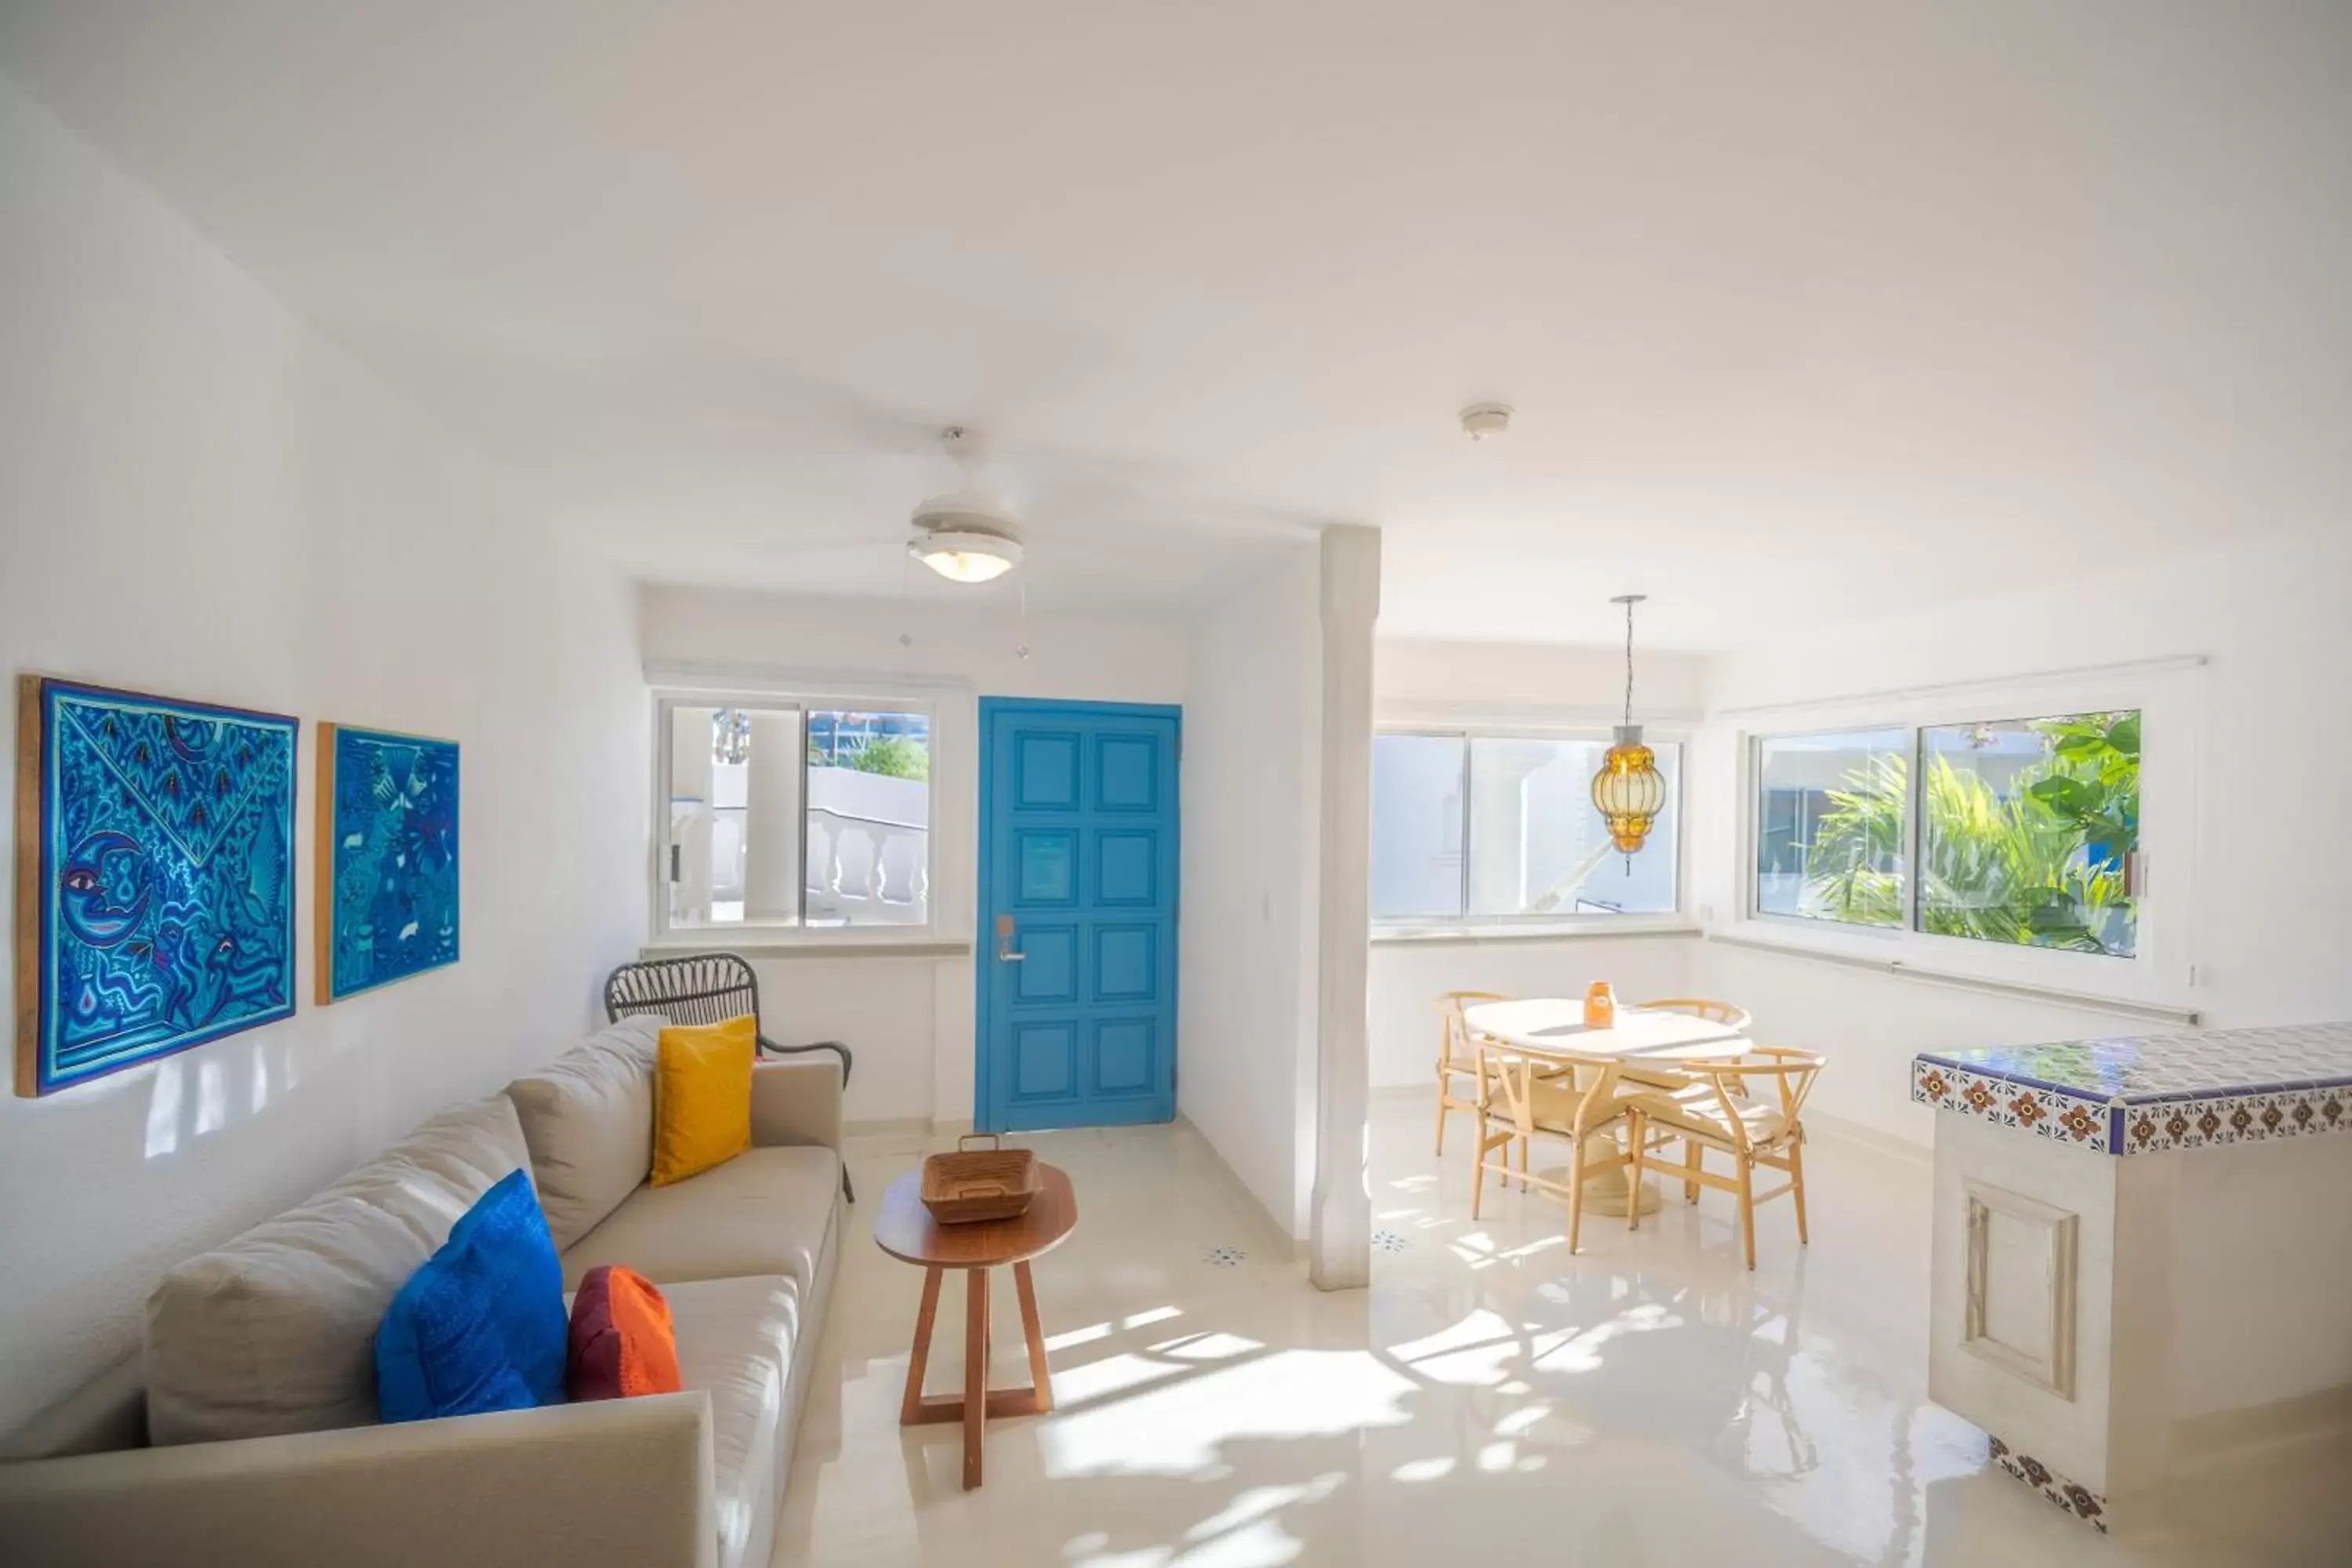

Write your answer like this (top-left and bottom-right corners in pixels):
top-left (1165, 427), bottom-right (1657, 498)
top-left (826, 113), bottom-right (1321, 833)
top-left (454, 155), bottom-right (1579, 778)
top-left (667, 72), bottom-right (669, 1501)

top-left (670, 706), bottom-right (717, 926)
top-left (1309, 524), bottom-right (1380, 1290)
top-left (743, 710), bottom-right (802, 923)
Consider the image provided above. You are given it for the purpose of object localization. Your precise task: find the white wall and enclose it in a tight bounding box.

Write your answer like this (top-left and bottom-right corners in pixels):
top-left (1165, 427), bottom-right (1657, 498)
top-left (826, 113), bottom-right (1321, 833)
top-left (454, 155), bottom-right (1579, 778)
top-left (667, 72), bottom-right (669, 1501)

top-left (0, 82), bottom-right (646, 1432)
top-left (1370, 935), bottom-right (1700, 1091)
top-left (1367, 636), bottom-right (1711, 1089)
top-left (637, 584), bottom-right (1189, 1126)
top-left (1178, 549), bottom-right (1323, 1239)
top-left (1692, 533), bottom-right (2352, 1145)
top-left (1375, 636), bottom-right (1708, 721)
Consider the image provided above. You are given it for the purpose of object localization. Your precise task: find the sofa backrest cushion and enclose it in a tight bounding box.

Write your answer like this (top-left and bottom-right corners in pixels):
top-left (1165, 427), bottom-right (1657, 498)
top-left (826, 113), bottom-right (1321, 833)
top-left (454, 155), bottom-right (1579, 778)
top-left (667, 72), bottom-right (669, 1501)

top-left (503, 1016), bottom-right (662, 1250)
top-left (143, 1093), bottom-right (534, 1446)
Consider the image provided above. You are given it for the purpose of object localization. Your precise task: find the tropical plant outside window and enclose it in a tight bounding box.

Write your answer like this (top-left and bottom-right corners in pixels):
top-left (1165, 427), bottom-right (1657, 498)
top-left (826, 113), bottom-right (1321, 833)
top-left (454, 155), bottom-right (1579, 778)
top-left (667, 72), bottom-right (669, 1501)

top-left (1372, 731), bottom-right (1680, 924)
top-left (1755, 728), bottom-right (1907, 927)
top-left (1753, 712), bottom-right (2140, 957)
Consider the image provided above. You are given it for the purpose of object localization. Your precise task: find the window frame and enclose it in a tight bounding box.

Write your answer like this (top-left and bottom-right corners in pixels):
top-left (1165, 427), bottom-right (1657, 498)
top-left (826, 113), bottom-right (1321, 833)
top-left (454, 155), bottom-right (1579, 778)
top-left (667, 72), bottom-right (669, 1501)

top-left (648, 684), bottom-right (942, 946)
top-left (1726, 662), bottom-right (2199, 1004)
top-left (1370, 719), bottom-right (1693, 938)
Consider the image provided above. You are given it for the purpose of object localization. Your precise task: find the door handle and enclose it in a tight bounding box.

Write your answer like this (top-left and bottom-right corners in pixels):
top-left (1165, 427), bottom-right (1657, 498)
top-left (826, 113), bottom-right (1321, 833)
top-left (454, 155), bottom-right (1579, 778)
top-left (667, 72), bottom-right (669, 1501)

top-left (995, 914), bottom-right (1026, 963)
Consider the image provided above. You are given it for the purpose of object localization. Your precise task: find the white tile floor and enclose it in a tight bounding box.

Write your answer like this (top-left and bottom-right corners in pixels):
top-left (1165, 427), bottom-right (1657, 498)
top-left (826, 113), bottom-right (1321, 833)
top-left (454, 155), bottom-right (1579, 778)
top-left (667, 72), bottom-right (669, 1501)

top-left (772, 1097), bottom-right (2340, 1566)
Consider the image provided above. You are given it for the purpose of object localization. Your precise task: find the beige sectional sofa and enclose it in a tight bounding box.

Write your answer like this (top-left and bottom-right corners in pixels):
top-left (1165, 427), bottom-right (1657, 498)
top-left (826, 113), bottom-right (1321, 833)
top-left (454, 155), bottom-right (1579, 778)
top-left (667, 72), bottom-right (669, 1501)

top-left (0, 1016), bottom-right (842, 1568)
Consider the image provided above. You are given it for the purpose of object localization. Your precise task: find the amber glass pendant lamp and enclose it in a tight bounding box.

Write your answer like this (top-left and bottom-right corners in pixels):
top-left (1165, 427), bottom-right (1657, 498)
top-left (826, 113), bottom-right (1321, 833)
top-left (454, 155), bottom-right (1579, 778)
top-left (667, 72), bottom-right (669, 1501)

top-left (1591, 593), bottom-right (1668, 857)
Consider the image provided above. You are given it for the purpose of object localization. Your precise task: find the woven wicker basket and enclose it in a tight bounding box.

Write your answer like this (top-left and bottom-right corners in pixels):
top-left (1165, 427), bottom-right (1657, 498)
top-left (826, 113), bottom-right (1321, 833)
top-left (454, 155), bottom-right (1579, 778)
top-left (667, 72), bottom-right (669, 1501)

top-left (920, 1134), bottom-right (1040, 1225)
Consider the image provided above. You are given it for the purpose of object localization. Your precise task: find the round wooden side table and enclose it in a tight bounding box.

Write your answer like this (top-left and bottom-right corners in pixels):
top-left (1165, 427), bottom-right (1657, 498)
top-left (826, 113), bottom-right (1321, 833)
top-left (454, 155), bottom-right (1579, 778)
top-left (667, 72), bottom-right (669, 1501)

top-left (872, 1161), bottom-right (1078, 1490)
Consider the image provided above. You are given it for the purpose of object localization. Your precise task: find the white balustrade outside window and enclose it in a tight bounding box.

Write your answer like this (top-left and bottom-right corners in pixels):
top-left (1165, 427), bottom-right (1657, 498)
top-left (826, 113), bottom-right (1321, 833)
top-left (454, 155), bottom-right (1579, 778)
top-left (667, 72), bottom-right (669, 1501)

top-left (655, 697), bottom-right (934, 935)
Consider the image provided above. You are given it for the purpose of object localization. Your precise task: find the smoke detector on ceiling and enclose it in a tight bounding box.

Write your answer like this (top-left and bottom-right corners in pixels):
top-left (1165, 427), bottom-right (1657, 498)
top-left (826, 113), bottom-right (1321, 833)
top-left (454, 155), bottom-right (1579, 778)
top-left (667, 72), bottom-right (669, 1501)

top-left (1460, 403), bottom-right (1513, 441)
top-left (908, 426), bottom-right (1025, 583)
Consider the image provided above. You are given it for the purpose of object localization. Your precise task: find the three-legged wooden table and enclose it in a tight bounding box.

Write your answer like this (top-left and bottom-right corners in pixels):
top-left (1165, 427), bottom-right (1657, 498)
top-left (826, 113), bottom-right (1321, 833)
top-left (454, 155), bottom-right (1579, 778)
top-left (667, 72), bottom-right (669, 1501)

top-left (872, 1161), bottom-right (1078, 1490)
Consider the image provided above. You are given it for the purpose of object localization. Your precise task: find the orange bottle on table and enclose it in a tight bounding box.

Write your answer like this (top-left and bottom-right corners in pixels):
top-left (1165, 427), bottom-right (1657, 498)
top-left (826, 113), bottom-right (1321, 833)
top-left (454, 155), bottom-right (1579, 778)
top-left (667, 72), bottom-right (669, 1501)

top-left (1583, 982), bottom-right (1617, 1029)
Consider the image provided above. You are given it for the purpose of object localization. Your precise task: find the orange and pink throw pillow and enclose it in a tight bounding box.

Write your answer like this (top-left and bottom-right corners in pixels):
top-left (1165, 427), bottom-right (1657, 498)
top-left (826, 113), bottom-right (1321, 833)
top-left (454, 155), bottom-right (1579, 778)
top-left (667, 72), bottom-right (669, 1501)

top-left (566, 1265), bottom-right (681, 1401)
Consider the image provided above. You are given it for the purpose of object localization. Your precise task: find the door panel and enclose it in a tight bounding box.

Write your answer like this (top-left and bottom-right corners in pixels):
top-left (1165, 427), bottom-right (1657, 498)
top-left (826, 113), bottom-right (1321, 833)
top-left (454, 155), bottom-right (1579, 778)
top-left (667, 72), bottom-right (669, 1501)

top-left (979, 699), bottom-right (1180, 1131)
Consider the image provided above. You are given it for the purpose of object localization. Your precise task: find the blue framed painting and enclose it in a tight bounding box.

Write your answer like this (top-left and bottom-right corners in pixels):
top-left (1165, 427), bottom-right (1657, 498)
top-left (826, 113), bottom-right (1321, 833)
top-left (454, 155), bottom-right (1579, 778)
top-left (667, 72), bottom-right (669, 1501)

top-left (317, 723), bottom-right (459, 1003)
top-left (14, 677), bottom-right (299, 1097)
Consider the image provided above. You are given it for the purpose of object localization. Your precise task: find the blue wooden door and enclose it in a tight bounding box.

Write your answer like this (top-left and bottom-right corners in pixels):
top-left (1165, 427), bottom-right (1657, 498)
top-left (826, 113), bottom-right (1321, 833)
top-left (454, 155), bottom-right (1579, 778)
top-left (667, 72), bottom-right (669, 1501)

top-left (978, 699), bottom-right (1180, 1131)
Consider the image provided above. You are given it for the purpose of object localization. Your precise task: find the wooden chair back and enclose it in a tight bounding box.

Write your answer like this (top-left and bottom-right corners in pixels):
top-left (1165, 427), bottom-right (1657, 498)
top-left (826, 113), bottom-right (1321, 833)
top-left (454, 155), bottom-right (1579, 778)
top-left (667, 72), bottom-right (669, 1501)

top-left (1746, 1046), bottom-right (1826, 1131)
top-left (1434, 990), bottom-right (1508, 1074)
top-left (1639, 1047), bottom-right (1824, 1154)
top-left (1634, 997), bottom-right (1755, 1033)
top-left (1475, 1037), bottom-right (1629, 1140)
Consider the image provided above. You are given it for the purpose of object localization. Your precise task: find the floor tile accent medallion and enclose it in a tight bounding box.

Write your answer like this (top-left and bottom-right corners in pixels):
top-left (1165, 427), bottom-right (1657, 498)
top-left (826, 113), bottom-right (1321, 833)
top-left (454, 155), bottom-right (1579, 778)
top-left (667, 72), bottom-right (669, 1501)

top-left (1987, 1434), bottom-right (2108, 1534)
top-left (1916, 1023), bottom-right (2352, 1157)
top-left (1203, 1245), bottom-right (1245, 1267)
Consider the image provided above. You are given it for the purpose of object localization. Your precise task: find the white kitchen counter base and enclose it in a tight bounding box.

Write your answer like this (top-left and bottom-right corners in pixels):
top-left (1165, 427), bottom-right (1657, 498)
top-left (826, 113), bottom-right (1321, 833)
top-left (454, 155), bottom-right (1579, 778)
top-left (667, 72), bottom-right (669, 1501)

top-left (1914, 1023), bottom-right (2352, 1536)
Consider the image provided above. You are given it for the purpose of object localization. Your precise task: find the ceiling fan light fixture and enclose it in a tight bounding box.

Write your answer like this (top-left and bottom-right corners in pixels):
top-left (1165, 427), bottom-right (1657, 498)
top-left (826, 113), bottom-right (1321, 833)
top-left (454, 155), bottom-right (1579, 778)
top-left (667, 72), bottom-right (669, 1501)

top-left (908, 517), bottom-right (1024, 584)
top-left (906, 427), bottom-right (1025, 585)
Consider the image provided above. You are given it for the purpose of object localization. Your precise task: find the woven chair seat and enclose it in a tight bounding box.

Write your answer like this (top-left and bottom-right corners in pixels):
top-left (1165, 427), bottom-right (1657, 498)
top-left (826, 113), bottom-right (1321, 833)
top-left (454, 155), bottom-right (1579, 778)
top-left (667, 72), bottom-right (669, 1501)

top-left (1633, 1082), bottom-right (1790, 1148)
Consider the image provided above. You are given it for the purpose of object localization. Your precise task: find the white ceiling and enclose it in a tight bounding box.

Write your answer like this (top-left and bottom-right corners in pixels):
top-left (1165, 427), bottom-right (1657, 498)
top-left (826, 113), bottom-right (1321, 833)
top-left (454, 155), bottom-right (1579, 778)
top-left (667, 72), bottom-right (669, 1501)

top-left (5, 1), bottom-right (2348, 648)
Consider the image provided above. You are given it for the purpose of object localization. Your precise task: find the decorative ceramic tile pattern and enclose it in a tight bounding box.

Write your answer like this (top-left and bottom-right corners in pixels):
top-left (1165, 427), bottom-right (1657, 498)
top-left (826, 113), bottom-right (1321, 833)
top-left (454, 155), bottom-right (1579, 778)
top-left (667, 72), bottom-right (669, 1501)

top-left (1987, 1435), bottom-right (2107, 1533)
top-left (1915, 1023), bottom-right (2352, 1157)
top-left (2111, 1083), bottom-right (2352, 1155)
top-left (1909, 1060), bottom-right (2114, 1155)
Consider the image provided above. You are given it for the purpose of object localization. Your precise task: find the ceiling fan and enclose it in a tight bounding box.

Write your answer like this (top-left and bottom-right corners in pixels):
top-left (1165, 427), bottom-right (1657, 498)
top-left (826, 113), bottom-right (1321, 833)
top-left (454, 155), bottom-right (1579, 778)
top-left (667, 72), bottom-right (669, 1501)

top-left (733, 412), bottom-right (1322, 597)
top-left (906, 426), bottom-right (1023, 583)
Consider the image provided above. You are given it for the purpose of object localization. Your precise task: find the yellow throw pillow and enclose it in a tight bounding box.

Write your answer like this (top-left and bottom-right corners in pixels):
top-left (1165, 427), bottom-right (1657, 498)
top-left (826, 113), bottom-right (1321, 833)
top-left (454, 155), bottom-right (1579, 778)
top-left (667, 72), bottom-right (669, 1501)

top-left (651, 1016), bottom-right (757, 1187)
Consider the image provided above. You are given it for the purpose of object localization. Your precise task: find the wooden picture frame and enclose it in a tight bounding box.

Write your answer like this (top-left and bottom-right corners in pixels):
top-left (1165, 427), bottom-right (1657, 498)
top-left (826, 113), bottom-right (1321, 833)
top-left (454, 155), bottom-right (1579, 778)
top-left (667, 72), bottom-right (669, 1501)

top-left (315, 721), bottom-right (460, 1004)
top-left (15, 675), bottom-right (299, 1096)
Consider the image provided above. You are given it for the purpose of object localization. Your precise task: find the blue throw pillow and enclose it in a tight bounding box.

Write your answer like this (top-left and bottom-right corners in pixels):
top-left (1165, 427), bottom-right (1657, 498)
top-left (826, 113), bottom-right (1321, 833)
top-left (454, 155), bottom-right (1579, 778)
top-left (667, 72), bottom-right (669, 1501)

top-left (375, 1168), bottom-right (568, 1422)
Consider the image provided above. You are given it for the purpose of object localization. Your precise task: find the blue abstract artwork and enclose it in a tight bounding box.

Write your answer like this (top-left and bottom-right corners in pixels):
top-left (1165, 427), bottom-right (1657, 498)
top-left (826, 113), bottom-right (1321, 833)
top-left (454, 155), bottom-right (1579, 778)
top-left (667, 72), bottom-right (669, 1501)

top-left (16, 678), bottom-right (298, 1098)
top-left (320, 724), bottom-right (459, 1003)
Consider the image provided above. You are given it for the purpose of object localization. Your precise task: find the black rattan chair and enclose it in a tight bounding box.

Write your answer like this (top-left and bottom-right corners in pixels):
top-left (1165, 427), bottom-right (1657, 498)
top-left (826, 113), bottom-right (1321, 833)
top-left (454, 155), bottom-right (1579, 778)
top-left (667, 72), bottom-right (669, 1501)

top-left (603, 952), bottom-right (855, 1201)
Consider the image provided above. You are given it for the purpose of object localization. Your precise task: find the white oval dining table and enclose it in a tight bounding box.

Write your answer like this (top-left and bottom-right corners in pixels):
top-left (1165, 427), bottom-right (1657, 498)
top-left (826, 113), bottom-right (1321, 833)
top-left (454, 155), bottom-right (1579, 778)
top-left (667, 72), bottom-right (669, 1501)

top-left (1461, 999), bottom-right (1751, 1217)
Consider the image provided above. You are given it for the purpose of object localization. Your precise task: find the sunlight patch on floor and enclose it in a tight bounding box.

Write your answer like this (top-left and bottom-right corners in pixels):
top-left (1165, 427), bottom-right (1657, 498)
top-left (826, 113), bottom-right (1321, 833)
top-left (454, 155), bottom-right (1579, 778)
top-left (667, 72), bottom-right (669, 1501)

top-left (1040, 1349), bottom-right (1417, 1479)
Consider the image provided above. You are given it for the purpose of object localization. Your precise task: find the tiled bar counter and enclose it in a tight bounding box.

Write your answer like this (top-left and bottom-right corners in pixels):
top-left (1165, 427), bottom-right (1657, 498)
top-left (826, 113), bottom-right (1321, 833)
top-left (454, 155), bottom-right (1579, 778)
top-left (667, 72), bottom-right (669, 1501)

top-left (1912, 1023), bottom-right (2352, 1539)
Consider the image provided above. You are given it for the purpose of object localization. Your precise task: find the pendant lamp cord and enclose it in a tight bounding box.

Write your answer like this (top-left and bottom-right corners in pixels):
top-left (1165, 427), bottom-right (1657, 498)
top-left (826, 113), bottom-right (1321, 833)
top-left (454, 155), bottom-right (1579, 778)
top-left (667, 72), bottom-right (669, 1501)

top-left (1622, 597), bottom-right (1635, 731)
top-left (1621, 597), bottom-right (1637, 874)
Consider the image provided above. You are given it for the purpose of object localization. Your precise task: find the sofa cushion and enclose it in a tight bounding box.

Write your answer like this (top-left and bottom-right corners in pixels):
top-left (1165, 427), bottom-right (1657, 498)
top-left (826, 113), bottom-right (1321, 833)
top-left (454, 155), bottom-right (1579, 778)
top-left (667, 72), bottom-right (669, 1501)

top-left (375, 1170), bottom-right (568, 1423)
top-left (568, 1265), bottom-right (682, 1401)
top-left (503, 1017), bottom-right (662, 1250)
top-left (652, 1017), bottom-right (757, 1188)
top-left (560, 1146), bottom-right (840, 1297)
top-left (665, 1274), bottom-right (801, 1568)
top-left (143, 1094), bottom-right (533, 1446)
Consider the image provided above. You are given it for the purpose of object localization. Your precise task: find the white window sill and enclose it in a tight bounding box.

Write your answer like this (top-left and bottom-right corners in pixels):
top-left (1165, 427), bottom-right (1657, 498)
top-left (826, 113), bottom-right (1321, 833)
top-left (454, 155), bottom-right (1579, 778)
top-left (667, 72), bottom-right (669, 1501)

top-left (1704, 928), bottom-right (2200, 1026)
top-left (643, 933), bottom-right (974, 960)
top-left (1372, 922), bottom-right (1701, 947)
